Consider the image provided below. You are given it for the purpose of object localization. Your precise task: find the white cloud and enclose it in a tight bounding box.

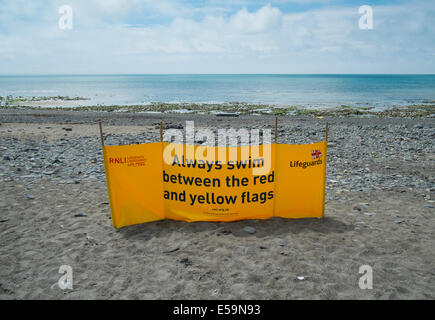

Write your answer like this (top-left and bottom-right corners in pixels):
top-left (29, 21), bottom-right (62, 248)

top-left (0, 0), bottom-right (434, 73)
top-left (229, 4), bottom-right (282, 33)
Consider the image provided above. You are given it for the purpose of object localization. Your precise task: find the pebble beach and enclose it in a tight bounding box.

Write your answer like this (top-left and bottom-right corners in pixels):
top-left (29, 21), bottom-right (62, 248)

top-left (0, 108), bottom-right (434, 299)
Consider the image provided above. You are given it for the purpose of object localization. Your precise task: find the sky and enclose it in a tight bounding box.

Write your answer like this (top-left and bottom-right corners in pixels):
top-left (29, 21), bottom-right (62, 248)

top-left (0, 0), bottom-right (434, 74)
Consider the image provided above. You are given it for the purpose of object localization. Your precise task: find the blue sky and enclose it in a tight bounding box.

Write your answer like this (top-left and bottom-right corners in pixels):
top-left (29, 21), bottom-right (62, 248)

top-left (0, 0), bottom-right (434, 74)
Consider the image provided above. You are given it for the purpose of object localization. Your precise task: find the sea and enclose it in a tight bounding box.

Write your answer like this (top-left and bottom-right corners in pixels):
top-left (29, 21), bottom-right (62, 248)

top-left (0, 74), bottom-right (434, 110)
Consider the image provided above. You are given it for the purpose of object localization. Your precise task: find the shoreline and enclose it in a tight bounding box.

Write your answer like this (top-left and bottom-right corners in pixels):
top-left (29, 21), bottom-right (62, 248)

top-left (1, 96), bottom-right (434, 118)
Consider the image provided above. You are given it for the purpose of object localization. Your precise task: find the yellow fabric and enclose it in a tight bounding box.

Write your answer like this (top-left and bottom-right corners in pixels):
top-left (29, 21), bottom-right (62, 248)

top-left (103, 141), bottom-right (327, 228)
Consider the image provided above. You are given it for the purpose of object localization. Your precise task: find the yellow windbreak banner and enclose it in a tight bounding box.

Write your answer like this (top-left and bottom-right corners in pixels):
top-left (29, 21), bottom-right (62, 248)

top-left (103, 142), bottom-right (165, 228)
top-left (162, 143), bottom-right (276, 222)
top-left (103, 141), bottom-right (326, 228)
top-left (275, 142), bottom-right (327, 218)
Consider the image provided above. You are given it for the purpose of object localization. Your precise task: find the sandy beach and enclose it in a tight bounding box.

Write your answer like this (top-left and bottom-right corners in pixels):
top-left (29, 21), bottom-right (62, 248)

top-left (0, 109), bottom-right (434, 299)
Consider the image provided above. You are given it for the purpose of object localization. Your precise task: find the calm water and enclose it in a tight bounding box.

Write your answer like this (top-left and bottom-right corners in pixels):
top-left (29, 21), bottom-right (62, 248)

top-left (1, 74), bottom-right (434, 110)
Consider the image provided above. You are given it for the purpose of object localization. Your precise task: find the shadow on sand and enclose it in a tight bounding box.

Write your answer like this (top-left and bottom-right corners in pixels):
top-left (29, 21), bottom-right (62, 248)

top-left (117, 216), bottom-right (352, 240)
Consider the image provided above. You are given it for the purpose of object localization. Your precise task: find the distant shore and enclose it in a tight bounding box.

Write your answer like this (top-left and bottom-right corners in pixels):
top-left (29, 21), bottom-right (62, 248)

top-left (0, 95), bottom-right (434, 118)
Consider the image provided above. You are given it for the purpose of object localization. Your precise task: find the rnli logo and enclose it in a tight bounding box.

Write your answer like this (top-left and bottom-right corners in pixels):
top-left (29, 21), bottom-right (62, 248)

top-left (109, 156), bottom-right (147, 167)
top-left (311, 150), bottom-right (322, 159)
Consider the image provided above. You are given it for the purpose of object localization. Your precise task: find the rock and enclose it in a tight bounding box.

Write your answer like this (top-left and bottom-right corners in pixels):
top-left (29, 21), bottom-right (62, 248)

top-left (166, 123), bottom-right (183, 129)
top-left (180, 257), bottom-right (192, 267)
top-left (86, 235), bottom-right (97, 243)
top-left (27, 195), bottom-right (35, 200)
top-left (424, 204), bottom-right (434, 208)
top-left (193, 274), bottom-right (201, 281)
top-left (74, 211), bottom-right (88, 217)
top-left (363, 212), bottom-right (373, 216)
top-left (215, 112), bottom-right (239, 117)
top-left (297, 276), bottom-right (305, 281)
top-left (276, 239), bottom-right (286, 246)
top-left (165, 245), bottom-right (180, 253)
top-left (245, 246), bottom-right (255, 254)
top-left (394, 219), bottom-right (405, 224)
top-left (243, 226), bottom-right (256, 234)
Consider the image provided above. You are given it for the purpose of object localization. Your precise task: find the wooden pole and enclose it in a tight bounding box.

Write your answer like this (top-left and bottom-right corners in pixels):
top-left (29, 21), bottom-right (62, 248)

top-left (98, 120), bottom-right (104, 148)
top-left (322, 121), bottom-right (328, 218)
top-left (160, 122), bottom-right (163, 142)
top-left (275, 117), bottom-right (278, 144)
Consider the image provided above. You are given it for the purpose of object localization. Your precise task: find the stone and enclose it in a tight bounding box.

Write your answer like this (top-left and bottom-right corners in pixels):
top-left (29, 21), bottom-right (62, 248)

top-left (276, 239), bottom-right (286, 246)
top-left (193, 274), bottom-right (201, 281)
top-left (243, 226), bottom-right (256, 234)
top-left (245, 246), bottom-right (255, 254)
top-left (180, 257), bottom-right (192, 266)
top-left (215, 113), bottom-right (239, 117)
top-left (165, 245), bottom-right (180, 253)
top-left (74, 211), bottom-right (88, 217)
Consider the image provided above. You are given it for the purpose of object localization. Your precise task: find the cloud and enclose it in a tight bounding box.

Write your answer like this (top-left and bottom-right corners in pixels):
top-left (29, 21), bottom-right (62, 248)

top-left (0, 0), bottom-right (434, 73)
top-left (229, 4), bottom-right (282, 33)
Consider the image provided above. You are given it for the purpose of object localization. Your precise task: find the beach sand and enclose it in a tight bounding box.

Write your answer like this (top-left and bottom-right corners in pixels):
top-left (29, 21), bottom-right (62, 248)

top-left (0, 109), bottom-right (434, 299)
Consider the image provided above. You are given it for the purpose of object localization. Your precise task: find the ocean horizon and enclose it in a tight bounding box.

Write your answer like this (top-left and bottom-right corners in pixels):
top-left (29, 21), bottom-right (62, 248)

top-left (1, 74), bottom-right (434, 110)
